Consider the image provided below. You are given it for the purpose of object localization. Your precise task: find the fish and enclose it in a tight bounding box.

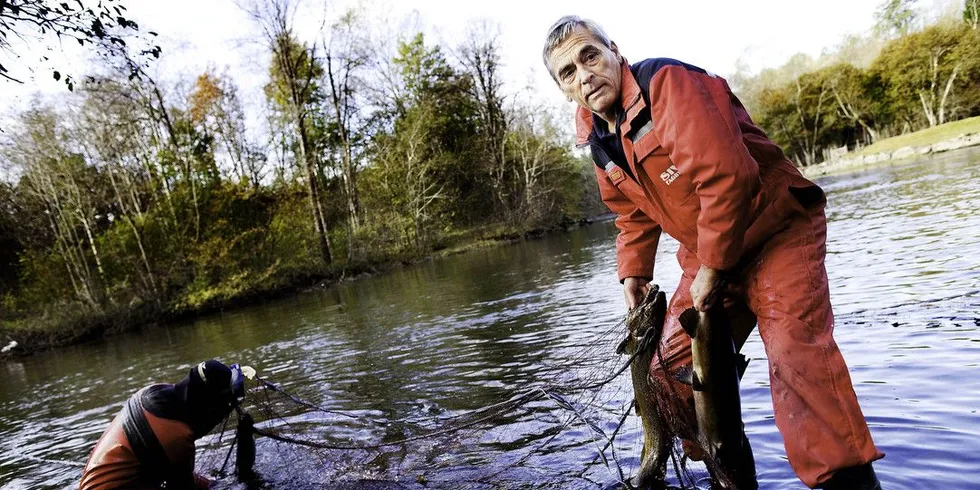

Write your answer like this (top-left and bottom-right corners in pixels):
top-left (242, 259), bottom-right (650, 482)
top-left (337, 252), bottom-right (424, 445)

top-left (619, 285), bottom-right (671, 488)
top-left (677, 306), bottom-right (757, 490)
top-left (236, 411), bottom-right (256, 479)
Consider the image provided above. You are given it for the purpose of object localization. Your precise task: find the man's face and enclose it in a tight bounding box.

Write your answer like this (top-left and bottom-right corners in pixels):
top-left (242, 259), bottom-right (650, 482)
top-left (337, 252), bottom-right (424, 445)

top-left (548, 27), bottom-right (623, 120)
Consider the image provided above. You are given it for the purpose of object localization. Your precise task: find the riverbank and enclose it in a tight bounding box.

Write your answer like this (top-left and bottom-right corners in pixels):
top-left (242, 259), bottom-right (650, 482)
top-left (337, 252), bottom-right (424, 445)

top-left (802, 116), bottom-right (980, 178)
top-left (0, 219), bottom-right (601, 357)
top-left (10, 117), bottom-right (980, 357)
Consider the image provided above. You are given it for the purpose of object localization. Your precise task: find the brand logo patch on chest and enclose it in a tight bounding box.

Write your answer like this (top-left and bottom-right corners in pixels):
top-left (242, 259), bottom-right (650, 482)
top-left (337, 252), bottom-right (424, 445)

top-left (660, 165), bottom-right (680, 185)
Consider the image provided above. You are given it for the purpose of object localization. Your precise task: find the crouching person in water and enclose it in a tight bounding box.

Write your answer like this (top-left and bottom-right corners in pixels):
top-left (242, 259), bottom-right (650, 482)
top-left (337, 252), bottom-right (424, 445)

top-left (80, 360), bottom-right (254, 489)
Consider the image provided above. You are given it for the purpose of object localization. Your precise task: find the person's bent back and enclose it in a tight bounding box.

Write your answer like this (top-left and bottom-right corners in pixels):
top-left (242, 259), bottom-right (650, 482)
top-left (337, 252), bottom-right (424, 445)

top-left (80, 360), bottom-right (246, 489)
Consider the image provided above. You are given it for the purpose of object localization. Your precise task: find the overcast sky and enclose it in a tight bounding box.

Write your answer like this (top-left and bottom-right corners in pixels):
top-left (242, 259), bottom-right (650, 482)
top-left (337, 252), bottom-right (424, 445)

top-left (1, 0), bottom-right (894, 127)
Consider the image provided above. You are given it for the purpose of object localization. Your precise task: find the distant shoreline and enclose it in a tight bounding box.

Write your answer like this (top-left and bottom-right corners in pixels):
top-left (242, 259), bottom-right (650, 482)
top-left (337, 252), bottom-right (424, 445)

top-left (802, 117), bottom-right (980, 179)
top-left (0, 219), bottom-right (603, 358)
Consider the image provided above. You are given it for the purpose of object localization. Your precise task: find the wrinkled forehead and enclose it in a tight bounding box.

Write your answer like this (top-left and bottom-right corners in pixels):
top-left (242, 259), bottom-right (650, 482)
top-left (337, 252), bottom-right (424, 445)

top-left (548, 27), bottom-right (608, 68)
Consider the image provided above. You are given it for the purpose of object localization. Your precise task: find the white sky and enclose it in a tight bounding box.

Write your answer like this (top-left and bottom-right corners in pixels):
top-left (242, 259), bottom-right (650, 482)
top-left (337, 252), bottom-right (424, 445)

top-left (1, 0), bottom-right (889, 127)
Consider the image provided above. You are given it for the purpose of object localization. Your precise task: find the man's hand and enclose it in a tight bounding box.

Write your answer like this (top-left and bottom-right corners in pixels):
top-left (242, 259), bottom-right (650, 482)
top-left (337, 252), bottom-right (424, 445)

top-left (624, 277), bottom-right (651, 311)
top-left (689, 265), bottom-right (724, 312)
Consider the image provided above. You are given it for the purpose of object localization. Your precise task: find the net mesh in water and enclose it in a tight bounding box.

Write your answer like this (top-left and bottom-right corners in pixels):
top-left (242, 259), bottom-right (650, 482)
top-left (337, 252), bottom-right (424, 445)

top-left (194, 286), bottom-right (723, 489)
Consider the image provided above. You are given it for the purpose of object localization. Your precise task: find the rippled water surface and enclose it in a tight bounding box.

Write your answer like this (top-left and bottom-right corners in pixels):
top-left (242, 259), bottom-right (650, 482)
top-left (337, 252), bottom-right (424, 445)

top-left (2, 148), bottom-right (979, 490)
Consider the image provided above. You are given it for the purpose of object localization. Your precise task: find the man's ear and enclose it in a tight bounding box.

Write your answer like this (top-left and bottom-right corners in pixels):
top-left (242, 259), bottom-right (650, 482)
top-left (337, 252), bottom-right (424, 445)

top-left (610, 40), bottom-right (622, 61)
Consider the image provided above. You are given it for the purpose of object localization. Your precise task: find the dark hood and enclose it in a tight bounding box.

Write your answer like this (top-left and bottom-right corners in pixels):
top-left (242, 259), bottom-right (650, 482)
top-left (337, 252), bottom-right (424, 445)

top-left (141, 360), bottom-right (237, 438)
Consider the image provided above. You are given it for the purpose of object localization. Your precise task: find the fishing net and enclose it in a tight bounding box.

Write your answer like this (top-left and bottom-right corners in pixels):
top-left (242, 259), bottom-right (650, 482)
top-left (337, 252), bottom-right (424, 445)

top-left (193, 286), bottom-right (725, 490)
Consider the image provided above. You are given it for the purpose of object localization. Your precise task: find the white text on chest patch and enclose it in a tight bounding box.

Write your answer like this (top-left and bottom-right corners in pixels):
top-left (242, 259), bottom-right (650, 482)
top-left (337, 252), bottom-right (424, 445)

top-left (660, 165), bottom-right (680, 185)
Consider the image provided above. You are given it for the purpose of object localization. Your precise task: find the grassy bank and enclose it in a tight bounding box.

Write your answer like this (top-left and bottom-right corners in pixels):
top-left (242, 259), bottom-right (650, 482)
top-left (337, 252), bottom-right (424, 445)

top-left (803, 116), bottom-right (980, 178)
top-left (857, 116), bottom-right (980, 155)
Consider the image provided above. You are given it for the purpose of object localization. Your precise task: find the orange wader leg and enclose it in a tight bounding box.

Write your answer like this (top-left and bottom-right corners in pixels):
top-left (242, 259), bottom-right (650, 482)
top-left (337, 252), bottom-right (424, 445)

top-left (648, 248), bottom-right (698, 447)
top-left (743, 208), bottom-right (884, 488)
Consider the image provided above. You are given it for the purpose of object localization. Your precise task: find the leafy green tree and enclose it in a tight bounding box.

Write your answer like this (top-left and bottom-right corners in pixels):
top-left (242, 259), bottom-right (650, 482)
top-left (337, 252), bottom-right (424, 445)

top-left (189, 71), bottom-right (266, 189)
top-left (458, 22), bottom-right (509, 219)
top-left (247, 0), bottom-right (333, 266)
top-left (823, 63), bottom-right (893, 143)
top-left (369, 105), bottom-right (447, 249)
top-left (966, 0), bottom-right (979, 30)
top-left (874, 0), bottom-right (919, 39)
top-left (873, 22), bottom-right (980, 127)
top-left (505, 103), bottom-right (579, 228)
top-left (3, 107), bottom-right (113, 309)
top-left (76, 80), bottom-right (163, 301)
top-left (322, 8), bottom-right (373, 236)
top-left (362, 33), bottom-right (481, 249)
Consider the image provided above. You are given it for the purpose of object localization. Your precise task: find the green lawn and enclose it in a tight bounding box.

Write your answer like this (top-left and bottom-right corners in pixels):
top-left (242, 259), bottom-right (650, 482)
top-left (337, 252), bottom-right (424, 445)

top-left (857, 116), bottom-right (980, 156)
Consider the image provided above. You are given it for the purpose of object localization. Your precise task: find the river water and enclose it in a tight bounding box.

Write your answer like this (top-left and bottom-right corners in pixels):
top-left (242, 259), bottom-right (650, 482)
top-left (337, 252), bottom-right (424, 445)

top-left (2, 148), bottom-right (979, 490)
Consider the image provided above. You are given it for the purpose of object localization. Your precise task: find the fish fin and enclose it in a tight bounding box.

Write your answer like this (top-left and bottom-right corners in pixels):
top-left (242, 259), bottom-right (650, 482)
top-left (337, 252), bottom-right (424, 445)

top-left (736, 354), bottom-right (750, 380)
top-left (691, 371), bottom-right (704, 391)
top-left (616, 336), bottom-right (629, 355)
top-left (653, 290), bottom-right (667, 327)
top-left (679, 307), bottom-right (700, 339)
top-left (674, 365), bottom-right (694, 385)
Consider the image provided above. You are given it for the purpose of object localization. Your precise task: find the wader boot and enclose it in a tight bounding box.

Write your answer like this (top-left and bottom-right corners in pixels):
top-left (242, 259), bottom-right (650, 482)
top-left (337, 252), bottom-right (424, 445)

top-left (819, 464), bottom-right (881, 490)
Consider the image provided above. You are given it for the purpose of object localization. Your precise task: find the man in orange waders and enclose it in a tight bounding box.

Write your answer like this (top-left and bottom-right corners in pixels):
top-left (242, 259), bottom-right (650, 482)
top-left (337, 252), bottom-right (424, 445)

top-left (542, 16), bottom-right (884, 490)
top-left (80, 360), bottom-right (254, 489)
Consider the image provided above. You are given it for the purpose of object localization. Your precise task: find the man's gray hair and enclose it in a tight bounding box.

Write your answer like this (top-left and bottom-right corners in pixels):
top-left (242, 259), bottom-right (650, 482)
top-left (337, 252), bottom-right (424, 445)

top-left (542, 16), bottom-right (612, 81)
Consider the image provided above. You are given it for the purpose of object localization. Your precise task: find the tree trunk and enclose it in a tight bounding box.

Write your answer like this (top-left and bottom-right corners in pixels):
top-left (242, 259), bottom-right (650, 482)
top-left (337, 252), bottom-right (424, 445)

top-left (938, 64), bottom-right (959, 125)
top-left (78, 213), bottom-right (111, 302)
top-left (325, 52), bottom-right (361, 234)
top-left (296, 116), bottom-right (332, 265)
top-left (919, 91), bottom-right (938, 127)
top-left (107, 168), bottom-right (159, 300)
top-left (832, 86), bottom-right (879, 143)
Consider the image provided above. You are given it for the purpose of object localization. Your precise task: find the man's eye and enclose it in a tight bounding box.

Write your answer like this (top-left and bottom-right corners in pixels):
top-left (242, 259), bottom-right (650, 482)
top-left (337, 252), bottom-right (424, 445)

top-left (560, 70), bottom-right (573, 81)
top-left (585, 52), bottom-right (598, 62)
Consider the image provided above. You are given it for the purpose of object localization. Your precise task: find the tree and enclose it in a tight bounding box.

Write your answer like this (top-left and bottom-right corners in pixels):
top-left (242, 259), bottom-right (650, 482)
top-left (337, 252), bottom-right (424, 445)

top-left (458, 21), bottom-right (508, 218)
top-left (392, 33), bottom-right (481, 217)
top-left (824, 63), bottom-right (891, 143)
top-left (0, 0), bottom-right (158, 89)
top-left (873, 23), bottom-right (980, 127)
top-left (362, 33), bottom-right (481, 249)
top-left (76, 80), bottom-right (163, 301)
top-left (505, 103), bottom-right (577, 228)
top-left (3, 107), bottom-right (111, 308)
top-left (189, 71), bottom-right (266, 188)
top-left (730, 53), bottom-right (816, 116)
top-left (754, 71), bottom-right (842, 166)
top-left (966, 0), bottom-right (979, 29)
top-left (322, 8), bottom-right (372, 237)
top-left (874, 0), bottom-right (919, 39)
top-left (245, 0), bottom-right (333, 266)
top-left (372, 106), bottom-right (446, 249)
top-left (0, 180), bottom-right (22, 297)
top-left (793, 70), bottom-right (838, 165)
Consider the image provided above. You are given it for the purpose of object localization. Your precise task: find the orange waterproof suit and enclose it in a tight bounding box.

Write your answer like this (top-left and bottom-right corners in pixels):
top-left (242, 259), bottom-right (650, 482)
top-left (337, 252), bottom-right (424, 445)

top-left (79, 386), bottom-right (202, 490)
top-left (579, 58), bottom-right (884, 487)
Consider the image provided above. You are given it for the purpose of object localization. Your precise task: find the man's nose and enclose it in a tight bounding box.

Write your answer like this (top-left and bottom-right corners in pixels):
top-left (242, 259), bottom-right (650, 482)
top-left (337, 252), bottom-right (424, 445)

top-left (577, 66), bottom-right (593, 85)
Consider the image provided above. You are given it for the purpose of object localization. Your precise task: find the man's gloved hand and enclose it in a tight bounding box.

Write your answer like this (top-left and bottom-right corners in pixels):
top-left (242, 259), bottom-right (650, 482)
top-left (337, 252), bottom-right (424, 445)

top-left (624, 277), bottom-right (652, 311)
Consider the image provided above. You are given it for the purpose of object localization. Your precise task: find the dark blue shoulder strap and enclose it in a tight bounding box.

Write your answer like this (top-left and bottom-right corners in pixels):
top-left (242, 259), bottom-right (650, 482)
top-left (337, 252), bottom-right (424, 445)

top-left (630, 57), bottom-right (708, 98)
top-left (122, 392), bottom-right (172, 486)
